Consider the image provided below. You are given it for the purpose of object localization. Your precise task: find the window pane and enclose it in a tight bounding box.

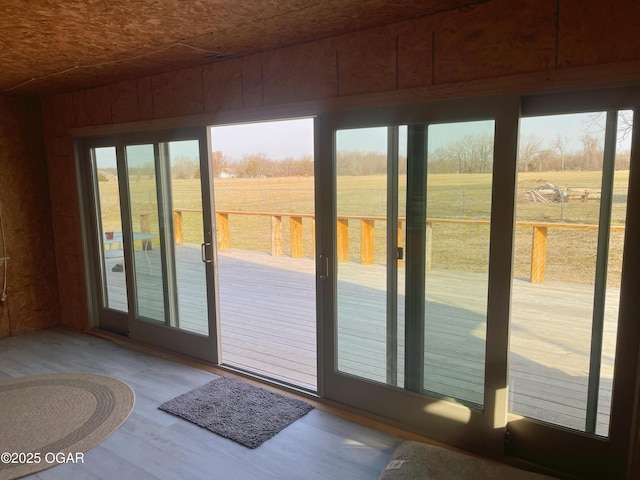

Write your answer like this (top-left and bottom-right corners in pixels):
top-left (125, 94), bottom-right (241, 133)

top-left (335, 127), bottom-right (394, 384)
top-left (423, 120), bottom-right (494, 408)
top-left (509, 111), bottom-right (630, 436)
top-left (126, 144), bottom-right (166, 323)
top-left (94, 147), bottom-right (127, 312)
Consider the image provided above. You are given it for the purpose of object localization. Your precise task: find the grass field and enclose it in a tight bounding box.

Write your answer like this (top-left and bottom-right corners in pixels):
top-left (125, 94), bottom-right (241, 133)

top-left (96, 170), bottom-right (630, 287)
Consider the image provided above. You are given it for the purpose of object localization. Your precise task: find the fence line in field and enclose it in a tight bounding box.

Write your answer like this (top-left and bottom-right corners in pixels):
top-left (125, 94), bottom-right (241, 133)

top-left (170, 208), bottom-right (625, 284)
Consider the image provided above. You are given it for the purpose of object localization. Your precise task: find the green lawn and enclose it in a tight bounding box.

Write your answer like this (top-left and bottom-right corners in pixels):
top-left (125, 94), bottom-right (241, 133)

top-left (96, 170), bottom-right (630, 287)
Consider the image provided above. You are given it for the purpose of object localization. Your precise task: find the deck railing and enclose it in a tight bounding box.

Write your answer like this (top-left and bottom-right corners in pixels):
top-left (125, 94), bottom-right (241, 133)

top-left (172, 208), bottom-right (625, 284)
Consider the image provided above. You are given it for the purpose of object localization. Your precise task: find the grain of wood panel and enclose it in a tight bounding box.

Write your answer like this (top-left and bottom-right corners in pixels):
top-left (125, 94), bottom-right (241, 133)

top-left (0, 95), bottom-right (60, 338)
top-left (530, 226), bottom-right (548, 283)
top-left (241, 54), bottom-right (264, 108)
top-left (271, 215), bottom-right (282, 256)
top-left (434, 0), bottom-right (556, 84)
top-left (73, 86), bottom-right (112, 126)
top-left (110, 79), bottom-right (140, 124)
top-left (337, 219), bottom-right (349, 262)
top-left (0, 303), bottom-right (9, 339)
top-left (290, 216), bottom-right (303, 258)
top-left (41, 93), bottom-right (75, 137)
top-left (361, 219), bottom-right (375, 264)
top-left (216, 213), bottom-right (230, 250)
top-left (263, 39), bottom-right (337, 105)
top-left (50, 135), bottom-right (75, 159)
top-left (136, 76), bottom-right (154, 120)
top-left (51, 214), bottom-right (83, 256)
top-left (47, 162), bottom-right (79, 217)
top-left (557, 0), bottom-right (640, 68)
top-left (397, 17), bottom-right (434, 89)
top-left (151, 66), bottom-right (205, 119)
top-left (337, 26), bottom-right (398, 96)
top-left (203, 60), bottom-right (243, 112)
top-left (57, 273), bottom-right (88, 330)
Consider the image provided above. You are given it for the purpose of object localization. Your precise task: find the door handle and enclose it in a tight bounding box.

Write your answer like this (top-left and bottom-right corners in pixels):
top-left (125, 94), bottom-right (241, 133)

top-left (201, 242), bottom-right (212, 263)
top-left (319, 254), bottom-right (329, 280)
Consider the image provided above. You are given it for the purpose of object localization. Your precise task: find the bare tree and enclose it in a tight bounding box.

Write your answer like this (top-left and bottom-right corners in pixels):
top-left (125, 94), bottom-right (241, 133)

top-left (581, 134), bottom-right (601, 171)
top-left (211, 151), bottom-right (227, 178)
top-left (551, 134), bottom-right (568, 172)
top-left (518, 134), bottom-right (543, 173)
top-left (171, 156), bottom-right (199, 179)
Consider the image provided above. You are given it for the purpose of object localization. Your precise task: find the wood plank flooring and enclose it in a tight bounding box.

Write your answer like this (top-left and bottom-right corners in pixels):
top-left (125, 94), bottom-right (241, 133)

top-left (0, 327), bottom-right (398, 480)
top-left (104, 245), bottom-right (619, 436)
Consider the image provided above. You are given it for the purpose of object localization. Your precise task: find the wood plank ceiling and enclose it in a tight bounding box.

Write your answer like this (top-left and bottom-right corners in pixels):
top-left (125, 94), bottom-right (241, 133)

top-left (0, 0), bottom-right (476, 96)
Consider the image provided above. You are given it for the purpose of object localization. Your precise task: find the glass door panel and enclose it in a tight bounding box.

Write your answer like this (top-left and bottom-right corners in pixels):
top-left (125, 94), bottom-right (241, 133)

top-left (335, 127), bottom-right (402, 386)
top-left (92, 146), bottom-right (127, 313)
top-left (80, 128), bottom-right (241, 365)
top-left (422, 120), bottom-right (494, 408)
top-left (166, 140), bottom-right (209, 336)
top-left (334, 120), bottom-right (495, 409)
top-left (125, 144), bottom-right (168, 324)
top-left (509, 111), bottom-right (631, 436)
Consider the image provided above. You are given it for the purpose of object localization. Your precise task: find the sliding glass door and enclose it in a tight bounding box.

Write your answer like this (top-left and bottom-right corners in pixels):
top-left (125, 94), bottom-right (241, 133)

top-left (317, 97), bottom-right (519, 451)
top-left (316, 90), bottom-right (640, 478)
top-left (504, 97), bottom-right (639, 478)
top-left (79, 127), bottom-right (219, 362)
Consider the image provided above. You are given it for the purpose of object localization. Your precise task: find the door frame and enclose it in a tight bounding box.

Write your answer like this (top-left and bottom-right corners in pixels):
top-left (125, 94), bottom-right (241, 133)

top-left (503, 88), bottom-right (640, 478)
top-left (76, 126), bottom-right (221, 363)
top-left (315, 95), bottom-right (521, 455)
top-left (315, 88), bottom-right (640, 477)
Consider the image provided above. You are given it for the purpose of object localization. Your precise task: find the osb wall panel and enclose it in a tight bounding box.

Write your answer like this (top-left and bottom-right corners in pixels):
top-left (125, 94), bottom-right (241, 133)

top-left (241, 55), bottom-right (264, 109)
top-left (73, 86), bottom-right (112, 126)
top-left (263, 39), bottom-right (337, 105)
top-left (137, 77), bottom-right (155, 121)
top-left (42, 93), bottom-right (75, 137)
top-left (203, 60), bottom-right (243, 112)
top-left (557, 0), bottom-right (640, 69)
top-left (0, 95), bottom-right (59, 338)
top-left (397, 17), bottom-right (434, 90)
top-left (151, 66), bottom-right (204, 119)
top-left (434, 0), bottom-right (556, 84)
top-left (337, 26), bottom-right (398, 96)
top-left (43, 0), bottom-right (640, 335)
top-left (109, 79), bottom-right (140, 124)
top-left (41, 92), bottom-right (87, 331)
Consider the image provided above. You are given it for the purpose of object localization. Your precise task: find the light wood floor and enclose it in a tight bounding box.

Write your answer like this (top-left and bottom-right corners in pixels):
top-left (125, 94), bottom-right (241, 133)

top-left (0, 327), bottom-right (398, 480)
top-left (104, 245), bottom-right (619, 436)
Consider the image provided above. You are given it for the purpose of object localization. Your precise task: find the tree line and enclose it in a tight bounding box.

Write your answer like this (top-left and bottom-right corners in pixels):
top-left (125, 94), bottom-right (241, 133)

top-left (98, 130), bottom-right (632, 182)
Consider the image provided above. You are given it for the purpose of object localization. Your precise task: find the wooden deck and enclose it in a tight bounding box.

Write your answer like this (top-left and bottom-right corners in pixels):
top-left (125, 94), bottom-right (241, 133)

top-left (104, 245), bottom-right (618, 437)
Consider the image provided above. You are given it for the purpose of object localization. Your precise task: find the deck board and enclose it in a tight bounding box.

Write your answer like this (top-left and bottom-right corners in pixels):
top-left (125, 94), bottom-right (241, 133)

top-left (104, 245), bottom-right (618, 436)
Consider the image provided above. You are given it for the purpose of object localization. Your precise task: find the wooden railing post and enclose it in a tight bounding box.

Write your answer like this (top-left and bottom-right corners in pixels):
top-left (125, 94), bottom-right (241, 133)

top-left (271, 215), bottom-right (282, 257)
top-left (337, 218), bottom-right (349, 262)
top-left (271, 216), bottom-right (282, 256)
top-left (139, 212), bottom-right (152, 250)
top-left (426, 221), bottom-right (432, 271)
top-left (311, 218), bottom-right (315, 255)
top-left (173, 210), bottom-right (183, 245)
top-left (290, 216), bottom-right (303, 258)
top-left (361, 219), bottom-right (374, 264)
top-left (216, 213), bottom-right (230, 251)
top-left (530, 225), bottom-right (548, 283)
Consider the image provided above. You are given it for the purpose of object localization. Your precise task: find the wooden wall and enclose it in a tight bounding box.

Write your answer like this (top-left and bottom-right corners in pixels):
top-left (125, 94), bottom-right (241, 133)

top-left (0, 95), bottom-right (59, 338)
top-left (41, 0), bottom-right (640, 331)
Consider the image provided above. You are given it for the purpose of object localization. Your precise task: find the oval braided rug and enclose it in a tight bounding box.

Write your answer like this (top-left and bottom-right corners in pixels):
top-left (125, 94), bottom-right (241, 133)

top-left (0, 373), bottom-right (135, 480)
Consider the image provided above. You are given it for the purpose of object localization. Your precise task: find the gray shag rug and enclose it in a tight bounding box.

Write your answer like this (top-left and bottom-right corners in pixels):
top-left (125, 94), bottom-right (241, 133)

top-left (158, 376), bottom-right (313, 448)
top-left (380, 442), bottom-right (556, 480)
